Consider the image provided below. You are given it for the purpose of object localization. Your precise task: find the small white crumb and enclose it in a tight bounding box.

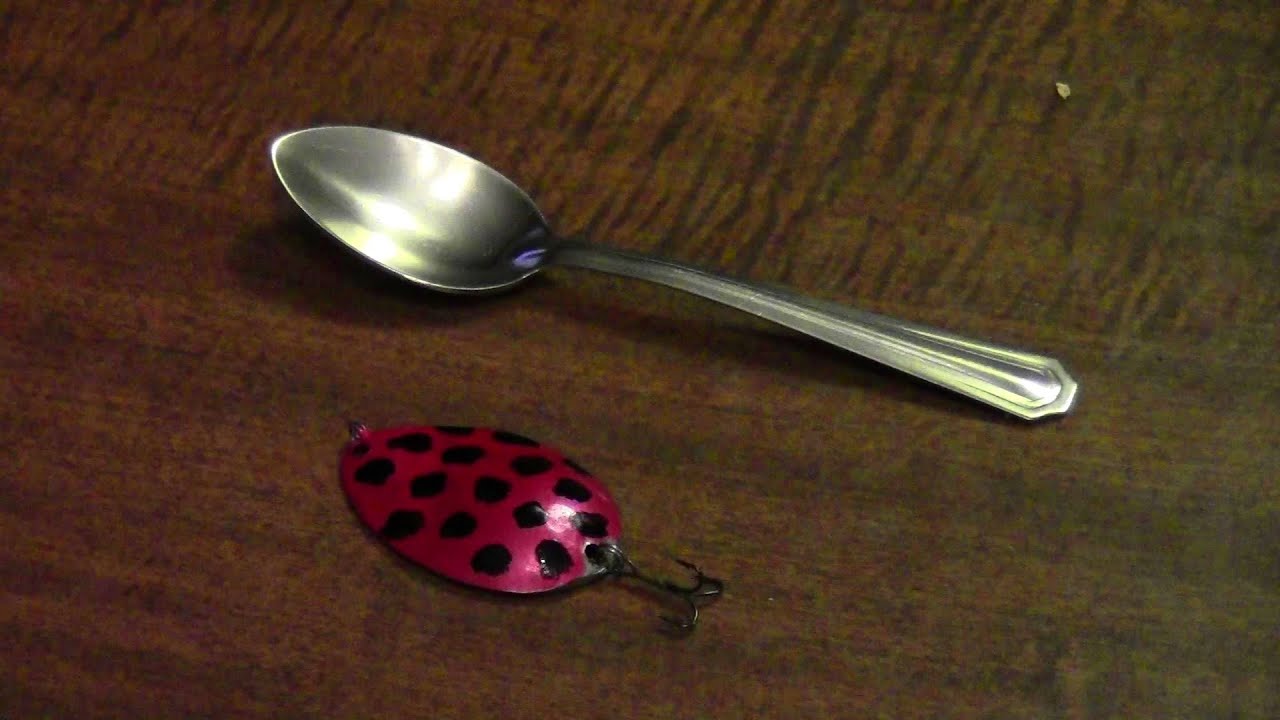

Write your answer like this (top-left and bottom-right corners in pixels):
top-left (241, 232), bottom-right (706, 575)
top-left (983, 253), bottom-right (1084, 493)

top-left (767, 597), bottom-right (775, 602)
top-left (1055, 82), bottom-right (1071, 99)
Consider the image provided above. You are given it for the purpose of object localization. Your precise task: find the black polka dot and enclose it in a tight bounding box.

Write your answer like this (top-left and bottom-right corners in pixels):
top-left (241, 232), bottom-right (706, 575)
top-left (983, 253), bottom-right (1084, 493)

top-left (410, 471), bottom-right (447, 497)
top-left (564, 457), bottom-right (591, 475)
top-left (434, 426), bottom-right (474, 436)
top-left (572, 511), bottom-right (609, 538)
top-left (511, 456), bottom-right (553, 476)
top-left (442, 446), bottom-right (485, 464)
top-left (474, 476), bottom-right (511, 503)
top-left (354, 458), bottom-right (395, 486)
top-left (535, 539), bottom-right (573, 579)
top-left (553, 477), bottom-right (592, 502)
top-left (380, 510), bottom-right (423, 540)
top-left (387, 433), bottom-right (433, 452)
top-left (492, 430), bottom-right (540, 447)
top-left (439, 511), bottom-right (477, 538)
top-left (471, 544), bottom-right (512, 576)
top-left (350, 442), bottom-right (370, 457)
top-left (513, 501), bottom-right (547, 528)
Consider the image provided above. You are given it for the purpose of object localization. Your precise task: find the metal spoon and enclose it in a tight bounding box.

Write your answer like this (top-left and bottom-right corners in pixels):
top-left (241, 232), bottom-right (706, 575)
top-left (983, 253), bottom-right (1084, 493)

top-left (269, 125), bottom-right (1078, 420)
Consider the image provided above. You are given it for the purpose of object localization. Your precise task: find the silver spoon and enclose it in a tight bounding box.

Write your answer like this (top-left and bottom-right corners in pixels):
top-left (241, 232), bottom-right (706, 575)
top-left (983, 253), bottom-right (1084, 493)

top-left (270, 125), bottom-right (1078, 420)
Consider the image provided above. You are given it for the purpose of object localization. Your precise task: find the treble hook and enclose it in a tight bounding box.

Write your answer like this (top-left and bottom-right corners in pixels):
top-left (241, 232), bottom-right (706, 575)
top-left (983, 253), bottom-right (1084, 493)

top-left (592, 544), bottom-right (724, 631)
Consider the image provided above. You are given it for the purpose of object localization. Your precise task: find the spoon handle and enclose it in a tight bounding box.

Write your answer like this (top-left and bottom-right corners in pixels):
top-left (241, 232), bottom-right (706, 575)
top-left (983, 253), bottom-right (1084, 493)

top-left (551, 241), bottom-right (1077, 420)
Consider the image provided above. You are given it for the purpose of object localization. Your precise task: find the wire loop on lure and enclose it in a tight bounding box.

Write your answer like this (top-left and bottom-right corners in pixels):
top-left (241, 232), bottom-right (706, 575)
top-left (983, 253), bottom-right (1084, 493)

top-left (592, 544), bottom-right (724, 630)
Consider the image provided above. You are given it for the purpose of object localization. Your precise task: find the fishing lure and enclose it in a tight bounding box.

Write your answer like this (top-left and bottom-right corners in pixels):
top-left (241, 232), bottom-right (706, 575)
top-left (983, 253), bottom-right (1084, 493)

top-left (338, 421), bottom-right (723, 630)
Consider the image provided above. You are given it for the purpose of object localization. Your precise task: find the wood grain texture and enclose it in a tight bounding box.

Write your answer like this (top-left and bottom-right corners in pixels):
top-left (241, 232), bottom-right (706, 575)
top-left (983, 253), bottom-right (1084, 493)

top-left (2, 1), bottom-right (1277, 718)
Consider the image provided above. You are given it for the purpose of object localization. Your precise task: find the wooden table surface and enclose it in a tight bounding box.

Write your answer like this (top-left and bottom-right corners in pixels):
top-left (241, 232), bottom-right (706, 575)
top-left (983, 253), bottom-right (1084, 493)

top-left (3, 2), bottom-right (1277, 718)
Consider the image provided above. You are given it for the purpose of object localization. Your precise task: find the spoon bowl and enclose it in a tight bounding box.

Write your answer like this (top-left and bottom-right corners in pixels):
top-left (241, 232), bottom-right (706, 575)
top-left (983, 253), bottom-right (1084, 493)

top-left (271, 125), bottom-right (551, 293)
top-left (270, 125), bottom-right (1079, 420)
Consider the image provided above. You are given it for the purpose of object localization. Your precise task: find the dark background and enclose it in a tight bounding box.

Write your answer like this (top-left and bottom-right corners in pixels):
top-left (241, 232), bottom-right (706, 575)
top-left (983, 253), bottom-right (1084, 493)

top-left (2, 2), bottom-right (1277, 718)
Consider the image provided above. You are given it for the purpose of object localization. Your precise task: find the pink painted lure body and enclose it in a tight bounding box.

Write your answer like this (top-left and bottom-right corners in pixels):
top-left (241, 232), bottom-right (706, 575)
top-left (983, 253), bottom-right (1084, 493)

top-left (339, 422), bottom-right (722, 629)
